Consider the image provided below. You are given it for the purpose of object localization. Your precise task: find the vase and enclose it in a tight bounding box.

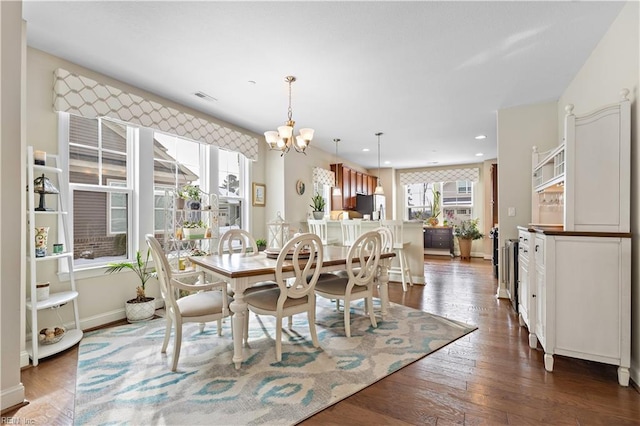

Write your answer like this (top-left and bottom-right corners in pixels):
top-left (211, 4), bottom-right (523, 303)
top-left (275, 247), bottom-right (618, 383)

top-left (458, 238), bottom-right (472, 261)
top-left (35, 226), bottom-right (49, 257)
top-left (427, 217), bottom-right (439, 227)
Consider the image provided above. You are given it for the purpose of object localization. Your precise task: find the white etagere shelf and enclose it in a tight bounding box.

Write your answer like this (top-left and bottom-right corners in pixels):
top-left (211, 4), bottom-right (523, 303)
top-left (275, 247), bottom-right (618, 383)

top-left (26, 146), bottom-right (83, 366)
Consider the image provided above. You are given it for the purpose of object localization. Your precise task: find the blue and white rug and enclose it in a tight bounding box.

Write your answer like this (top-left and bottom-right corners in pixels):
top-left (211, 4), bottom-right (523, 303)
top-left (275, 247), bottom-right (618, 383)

top-left (74, 298), bottom-right (476, 425)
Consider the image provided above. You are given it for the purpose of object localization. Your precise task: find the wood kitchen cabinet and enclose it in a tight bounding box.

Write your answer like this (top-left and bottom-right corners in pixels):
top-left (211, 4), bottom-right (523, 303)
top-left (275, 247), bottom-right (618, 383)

top-left (330, 164), bottom-right (378, 211)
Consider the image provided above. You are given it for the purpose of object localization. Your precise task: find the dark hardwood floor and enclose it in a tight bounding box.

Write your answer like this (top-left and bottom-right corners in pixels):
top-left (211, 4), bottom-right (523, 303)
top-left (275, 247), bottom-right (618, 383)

top-left (5, 256), bottom-right (639, 425)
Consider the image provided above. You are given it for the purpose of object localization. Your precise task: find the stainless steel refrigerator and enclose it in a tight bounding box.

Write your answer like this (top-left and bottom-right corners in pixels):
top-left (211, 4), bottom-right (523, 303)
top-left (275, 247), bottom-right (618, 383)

top-left (355, 194), bottom-right (386, 220)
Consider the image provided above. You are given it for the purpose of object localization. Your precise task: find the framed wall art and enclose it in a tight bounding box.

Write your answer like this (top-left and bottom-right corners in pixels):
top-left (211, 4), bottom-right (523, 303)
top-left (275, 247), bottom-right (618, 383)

top-left (252, 182), bottom-right (266, 206)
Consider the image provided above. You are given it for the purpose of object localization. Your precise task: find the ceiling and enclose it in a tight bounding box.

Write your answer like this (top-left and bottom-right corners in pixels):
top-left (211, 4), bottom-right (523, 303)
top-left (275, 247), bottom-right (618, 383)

top-left (22, 1), bottom-right (625, 170)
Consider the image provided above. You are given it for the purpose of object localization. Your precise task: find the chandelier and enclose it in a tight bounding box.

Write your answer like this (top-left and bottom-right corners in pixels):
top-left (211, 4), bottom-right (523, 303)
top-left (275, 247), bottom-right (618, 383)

top-left (264, 76), bottom-right (314, 155)
top-left (374, 132), bottom-right (384, 195)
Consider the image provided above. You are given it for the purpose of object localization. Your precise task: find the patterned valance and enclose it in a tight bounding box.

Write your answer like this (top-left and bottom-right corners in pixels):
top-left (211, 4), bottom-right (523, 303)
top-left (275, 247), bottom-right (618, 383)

top-left (53, 68), bottom-right (258, 161)
top-left (399, 167), bottom-right (479, 185)
top-left (313, 167), bottom-right (335, 186)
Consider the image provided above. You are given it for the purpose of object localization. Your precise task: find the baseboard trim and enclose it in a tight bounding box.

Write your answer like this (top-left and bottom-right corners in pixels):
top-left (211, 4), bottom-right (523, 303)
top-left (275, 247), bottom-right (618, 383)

top-left (19, 351), bottom-right (29, 368)
top-left (0, 384), bottom-right (26, 413)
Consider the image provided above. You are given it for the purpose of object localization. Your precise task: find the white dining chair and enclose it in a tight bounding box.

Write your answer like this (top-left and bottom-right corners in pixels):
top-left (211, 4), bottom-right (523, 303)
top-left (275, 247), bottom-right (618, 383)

top-left (340, 219), bottom-right (362, 246)
top-left (243, 233), bottom-right (323, 361)
top-left (308, 219), bottom-right (338, 245)
top-left (146, 235), bottom-right (232, 371)
top-left (380, 220), bottom-right (413, 291)
top-left (218, 228), bottom-right (278, 345)
top-left (315, 231), bottom-right (381, 337)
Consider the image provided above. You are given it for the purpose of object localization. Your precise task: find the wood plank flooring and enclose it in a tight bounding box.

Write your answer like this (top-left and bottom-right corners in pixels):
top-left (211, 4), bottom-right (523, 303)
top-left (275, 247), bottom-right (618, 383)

top-left (4, 256), bottom-right (639, 425)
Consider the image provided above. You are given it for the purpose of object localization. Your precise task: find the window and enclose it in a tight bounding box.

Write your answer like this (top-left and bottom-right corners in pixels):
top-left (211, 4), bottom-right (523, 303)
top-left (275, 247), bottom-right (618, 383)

top-left (405, 180), bottom-right (475, 225)
top-left (68, 115), bottom-right (133, 266)
top-left (62, 113), bottom-right (249, 270)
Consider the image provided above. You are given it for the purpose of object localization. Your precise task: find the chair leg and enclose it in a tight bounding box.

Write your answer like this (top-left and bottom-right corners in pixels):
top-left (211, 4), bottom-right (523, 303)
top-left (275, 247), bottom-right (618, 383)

top-left (171, 320), bottom-right (183, 372)
top-left (198, 322), bottom-right (205, 333)
top-left (161, 316), bottom-right (172, 353)
top-left (343, 297), bottom-right (351, 338)
top-left (288, 315), bottom-right (293, 329)
top-left (275, 315), bottom-right (283, 362)
top-left (244, 311), bottom-right (250, 346)
top-left (216, 319), bottom-right (222, 336)
top-left (367, 295), bottom-right (378, 328)
top-left (307, 304), bottom-right (320, 348)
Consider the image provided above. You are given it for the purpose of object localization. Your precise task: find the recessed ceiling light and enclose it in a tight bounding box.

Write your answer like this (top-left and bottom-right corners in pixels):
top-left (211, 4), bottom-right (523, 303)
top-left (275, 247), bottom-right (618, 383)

top-left (427, 161), bottom-right (439, 165)
top-left (476, 152), bottom-right (484, 156)
top-left (475, 135), bottom-right (487, 140)
top-left (384, 161), bottom-right (391, 165)
top-left (248, 80), bottom-right (256, 85)
top-left (362, 148), bottom-right (370, 152)
top-left (194, 91), bottom-right (217, 102)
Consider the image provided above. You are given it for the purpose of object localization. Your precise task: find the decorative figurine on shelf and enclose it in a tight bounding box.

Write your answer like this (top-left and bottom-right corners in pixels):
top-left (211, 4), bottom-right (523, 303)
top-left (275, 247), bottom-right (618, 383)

top-left (30, 174), bottom-right (60, 211)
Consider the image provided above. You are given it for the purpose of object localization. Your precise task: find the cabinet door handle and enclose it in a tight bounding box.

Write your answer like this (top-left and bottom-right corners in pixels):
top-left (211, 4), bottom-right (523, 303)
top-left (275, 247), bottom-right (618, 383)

top-left (535, 245), bottom-right (539, 252)
top-left (523, 249), bottom-right (528, 254)
top-left (532, 294), bottom-right (536, 298)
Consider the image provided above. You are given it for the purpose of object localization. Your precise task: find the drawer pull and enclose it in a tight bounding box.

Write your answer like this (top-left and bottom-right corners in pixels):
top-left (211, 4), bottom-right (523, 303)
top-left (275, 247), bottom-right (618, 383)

top-left (523, 249), bottom-right (528, 254)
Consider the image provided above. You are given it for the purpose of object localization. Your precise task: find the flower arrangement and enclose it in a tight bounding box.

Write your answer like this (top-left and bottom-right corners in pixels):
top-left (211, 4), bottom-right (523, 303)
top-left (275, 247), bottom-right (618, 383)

top-left (453, 218), bottom-right (484, 240)
top-left (182, 220), bottom-right (205, 229)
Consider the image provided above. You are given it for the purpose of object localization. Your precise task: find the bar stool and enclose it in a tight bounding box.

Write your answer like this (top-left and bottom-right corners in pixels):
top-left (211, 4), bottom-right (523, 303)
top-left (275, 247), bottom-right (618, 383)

top-left (340, 219), bottom-right (362, 246)
top-left (380, 220), bottom-right (413, 291)
top-left (308, 219), bottom-right (339, 245)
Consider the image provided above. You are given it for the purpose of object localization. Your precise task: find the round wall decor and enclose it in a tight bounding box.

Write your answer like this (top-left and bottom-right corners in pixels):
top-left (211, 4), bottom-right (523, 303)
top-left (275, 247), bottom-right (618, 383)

top-left (296, 180), bottom-right (305, 195)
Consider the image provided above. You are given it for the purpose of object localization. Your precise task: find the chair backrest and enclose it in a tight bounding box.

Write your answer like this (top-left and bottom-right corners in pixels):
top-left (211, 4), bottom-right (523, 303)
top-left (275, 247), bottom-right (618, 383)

top-left (380, 220), bottom-right (404, 247)
top-left (346, 231), bottom-right (382, 287)
top-left (308, 219), bottom-right (330, 244)
top-left (218, 229), bottom-right (258, 254)
top-left (373, 226), bottom-right (394, 253)
top-left (341, 220), bottom-right (362, 246)
top-left (146, 234), bottom-right (179, 312)
top-left (274, 233), bottom-right (323, 303)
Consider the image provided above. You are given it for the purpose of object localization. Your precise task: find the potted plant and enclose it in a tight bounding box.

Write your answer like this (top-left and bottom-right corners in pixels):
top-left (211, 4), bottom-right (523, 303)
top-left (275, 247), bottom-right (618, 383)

top-left (105, 250), bottom-right (156, 322)
top-left (427, 188), bottom-right (441, 226)
top-left (310, 193), bottom-right (326, 219)
top-left (179, 184), bottom-right (202, 210)
top-left (453, 218), bottom-right (484, 260)
top-left (256, 239), bottom-right (267, 251)
top-left (182, 220), bottom-right (206, 239)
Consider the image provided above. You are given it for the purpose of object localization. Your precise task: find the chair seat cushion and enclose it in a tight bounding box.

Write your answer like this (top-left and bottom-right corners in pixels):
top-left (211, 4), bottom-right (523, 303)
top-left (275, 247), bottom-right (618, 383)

top-left (331, 268), bottom-right (361, 279)
top-left (315, 277), bottom-right (367, 296)
top-left (176, 291), bottom-right (226, 317)
top-left (244, 286), bottom-right (308, 311)
top-left (227, 281), bottom-right (279, 297)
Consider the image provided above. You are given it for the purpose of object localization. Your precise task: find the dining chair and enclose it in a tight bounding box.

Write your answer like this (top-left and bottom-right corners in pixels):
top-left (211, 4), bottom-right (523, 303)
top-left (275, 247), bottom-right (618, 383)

top-left (307, 219), bottom-right (338, 245)
top-left (380, 220), bottom-right (413, 291)
top-left (340, 219), bottom-right (362, 246)
top-left (243, 233), bottom-right (323, 361)
top-left (218, 228), bottom-right (258, 254)
top-left (315, 230), bottom-right (381, 337)
top-left (218, 228), bottom-right (278, 345)
top-left (146, 235), bottom-right (233, 372)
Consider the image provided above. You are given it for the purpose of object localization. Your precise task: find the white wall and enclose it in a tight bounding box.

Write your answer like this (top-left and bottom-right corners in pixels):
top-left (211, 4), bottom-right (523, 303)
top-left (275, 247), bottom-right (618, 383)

top-left (496, 101), bottom-right (558, 296)
top-left (558, 1), bottom-right (639, 385)
top-left (1, 0), bottom-right (27, 410)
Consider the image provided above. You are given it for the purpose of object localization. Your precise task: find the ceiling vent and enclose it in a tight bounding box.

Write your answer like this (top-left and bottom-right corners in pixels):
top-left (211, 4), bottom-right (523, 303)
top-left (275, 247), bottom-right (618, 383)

top-left (194, 91), bottom-right (217, 102)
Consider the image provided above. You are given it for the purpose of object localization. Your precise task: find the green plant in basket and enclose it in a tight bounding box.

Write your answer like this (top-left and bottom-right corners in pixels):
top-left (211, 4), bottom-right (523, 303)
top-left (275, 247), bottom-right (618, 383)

top-left (182, 220), bottom-right (205, 229)
top-left (453, 218), bottom-right (484, 240)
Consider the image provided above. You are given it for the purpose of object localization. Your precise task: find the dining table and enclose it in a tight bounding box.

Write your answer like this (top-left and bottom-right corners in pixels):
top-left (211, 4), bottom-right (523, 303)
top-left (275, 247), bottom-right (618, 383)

top-left (189, 245), bottom-right (395, 369)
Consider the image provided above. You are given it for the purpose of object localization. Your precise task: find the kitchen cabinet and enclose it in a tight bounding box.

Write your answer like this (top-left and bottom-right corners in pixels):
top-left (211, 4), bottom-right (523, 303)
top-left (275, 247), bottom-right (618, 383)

top-left (330, 164), bottom-right (378, 211)
top-left (423, 227), bottom-right (454, 256)
top-left (519, 91), bottom-right (631, 386)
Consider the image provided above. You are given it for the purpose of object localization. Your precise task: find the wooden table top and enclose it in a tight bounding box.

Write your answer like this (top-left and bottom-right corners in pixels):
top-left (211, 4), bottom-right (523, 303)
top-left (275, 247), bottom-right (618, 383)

top-left (189, 245), bottom-right (395, 279)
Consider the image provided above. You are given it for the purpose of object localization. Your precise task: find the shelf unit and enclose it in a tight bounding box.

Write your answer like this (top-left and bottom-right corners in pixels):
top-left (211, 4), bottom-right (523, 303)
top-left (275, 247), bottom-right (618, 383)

top-left (26, 146), bottom-right (83, 366)
top-left (532, 143), bottom-right (565, 192)
top-left (162, 189), bottom-right (220, 271)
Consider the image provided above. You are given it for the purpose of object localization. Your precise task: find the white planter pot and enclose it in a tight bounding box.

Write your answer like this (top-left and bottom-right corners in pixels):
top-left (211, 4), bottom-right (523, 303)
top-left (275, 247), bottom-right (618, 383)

top-left (183, 227), bottom-right (206, 239)
top-left (125, 298), bottom-right (155, 323)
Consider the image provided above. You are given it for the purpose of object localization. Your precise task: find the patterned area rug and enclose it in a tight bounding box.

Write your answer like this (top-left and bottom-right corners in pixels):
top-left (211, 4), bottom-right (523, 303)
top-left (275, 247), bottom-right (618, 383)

top-left (74, 298), bottom-right (476, 425)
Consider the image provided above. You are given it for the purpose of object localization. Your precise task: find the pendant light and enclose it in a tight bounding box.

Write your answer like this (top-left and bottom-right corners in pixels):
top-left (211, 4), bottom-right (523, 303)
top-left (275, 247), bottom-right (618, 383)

top-left (374, 132), bottom-right (384, 195)
top-left (332, 138), bottom-right (342, 196)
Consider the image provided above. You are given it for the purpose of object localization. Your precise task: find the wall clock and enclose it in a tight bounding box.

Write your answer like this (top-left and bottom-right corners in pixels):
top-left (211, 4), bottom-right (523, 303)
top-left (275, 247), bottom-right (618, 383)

top-left (296, 180), bottom-right (305, 195)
